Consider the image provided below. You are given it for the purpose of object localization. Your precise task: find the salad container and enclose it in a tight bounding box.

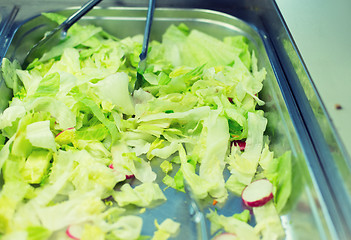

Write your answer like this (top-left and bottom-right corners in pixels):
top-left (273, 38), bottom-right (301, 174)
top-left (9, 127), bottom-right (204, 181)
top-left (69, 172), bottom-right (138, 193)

top-left (1, 0), bottom-right (351, 239)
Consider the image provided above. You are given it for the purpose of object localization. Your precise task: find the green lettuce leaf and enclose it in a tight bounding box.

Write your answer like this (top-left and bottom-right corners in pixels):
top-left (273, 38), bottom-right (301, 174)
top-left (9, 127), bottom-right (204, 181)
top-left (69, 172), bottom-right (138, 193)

top-left (26, 226), bottom-right (51, 240)
top-left (25, 120), bottom-right (56, 152)
top-left (113, 182), bottom-right (166, 207)
top-left (226, 112), bottom-right (267, 195)
top-left (21, 150), bottom-right (52, 184)
top-left (94, 72), bottom-right (135, 115)
top-left (152, 218), bottom-right (180, 240)
top-left (1, 58), bottom-right (22, 94)
top-left (253, 201), bottom-right (285, 240)
top-left (259, 146), bottom-right (292, 213)
top-left (106, 216), bottom-right (143, 240)
top-left (206, 210), bottom-right (259, 240)
top-left (0, 156), bottom-right (31, 233)
top-left (198, 112), bottom-right (229, 202)
top-left (112, 143), bottom-right (156, 183)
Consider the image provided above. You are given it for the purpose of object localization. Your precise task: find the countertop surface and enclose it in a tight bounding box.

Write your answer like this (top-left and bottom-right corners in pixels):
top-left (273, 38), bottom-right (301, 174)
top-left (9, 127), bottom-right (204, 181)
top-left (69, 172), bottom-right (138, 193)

top-left (275, 0), bottom-right (351, 157)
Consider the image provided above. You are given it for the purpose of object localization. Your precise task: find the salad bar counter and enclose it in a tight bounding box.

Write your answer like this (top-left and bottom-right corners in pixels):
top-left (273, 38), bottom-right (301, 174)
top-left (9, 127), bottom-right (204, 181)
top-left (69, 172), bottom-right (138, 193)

top-left (1, 0), bottom-right (351, 239)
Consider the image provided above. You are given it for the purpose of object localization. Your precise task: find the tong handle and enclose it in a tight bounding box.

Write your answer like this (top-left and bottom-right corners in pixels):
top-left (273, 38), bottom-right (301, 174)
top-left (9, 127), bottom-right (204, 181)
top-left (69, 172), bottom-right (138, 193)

top-left (61, 0), bottom-right (103, 33)
top-left (139, 0), bottom-right (156, 62)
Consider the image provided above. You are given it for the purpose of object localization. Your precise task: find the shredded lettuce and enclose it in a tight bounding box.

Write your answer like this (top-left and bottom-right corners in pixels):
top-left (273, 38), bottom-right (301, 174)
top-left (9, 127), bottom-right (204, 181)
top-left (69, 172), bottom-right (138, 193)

top-left (113, 182), bottom-right (166, 207)
top-left (259, 146), bottom-right (292, 213)
top-left (25, 120), bottom-right (56, 152)
top-left (0, 13), bottom-right (292, 239)
top-left (152, 218), bottom-right (180, 240)
top-left (207, 210), bottom-right (259, 240)
top-left (253, 201), bottom-right (285, 240)
top-left (1, 58), bottom-right (22, 94)
top-left (225, 112), bottom-right (267, 195)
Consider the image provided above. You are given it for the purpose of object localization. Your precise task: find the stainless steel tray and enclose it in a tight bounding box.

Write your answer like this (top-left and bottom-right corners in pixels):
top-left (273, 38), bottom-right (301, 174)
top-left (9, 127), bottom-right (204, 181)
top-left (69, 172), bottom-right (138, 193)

top-left (1, 1), bottom-right (351, 239)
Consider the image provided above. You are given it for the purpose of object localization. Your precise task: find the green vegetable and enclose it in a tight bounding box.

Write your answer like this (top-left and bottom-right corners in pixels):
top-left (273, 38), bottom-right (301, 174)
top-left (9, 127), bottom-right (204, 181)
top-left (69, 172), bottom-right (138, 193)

top-left (253, 201), bottom-right (285, 240)
top-left (206, 210), bottom-right (259, 240)
top-left (27, 226), bottom-right (52, 240)
top-left (233, 209), bottom-right (251, 223)
top-left (21, 150), bottom-right (52, 184)
top-left (225, 111), bottom-right (267, 195)
top-left (0, 12), bottom-right (292, 239)
top-left (113, 182), bottom-right (166, 207)
top-left (160, 160), bottom-right (173, 173)
top-left (152, 218), bottom-right (180, 240)
top-left (259, 146), bottom-right (292, 213)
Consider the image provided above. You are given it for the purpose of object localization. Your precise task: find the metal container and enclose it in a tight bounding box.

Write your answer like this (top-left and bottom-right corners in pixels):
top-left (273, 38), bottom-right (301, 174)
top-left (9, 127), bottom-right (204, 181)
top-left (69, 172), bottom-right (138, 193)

top-left (1, 0), bottom-right (351, 239)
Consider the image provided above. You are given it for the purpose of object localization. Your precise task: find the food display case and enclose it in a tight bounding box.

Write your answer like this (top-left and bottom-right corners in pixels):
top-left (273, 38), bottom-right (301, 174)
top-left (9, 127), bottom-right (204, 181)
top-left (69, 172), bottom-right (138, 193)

top-left (1, 0), bottom-right (351, 239)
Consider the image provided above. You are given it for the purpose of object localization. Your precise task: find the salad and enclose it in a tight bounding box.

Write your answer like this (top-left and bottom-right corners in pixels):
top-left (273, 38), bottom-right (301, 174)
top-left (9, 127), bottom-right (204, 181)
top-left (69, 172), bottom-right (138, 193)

top-left (0, 13), bottom-right (291, 240)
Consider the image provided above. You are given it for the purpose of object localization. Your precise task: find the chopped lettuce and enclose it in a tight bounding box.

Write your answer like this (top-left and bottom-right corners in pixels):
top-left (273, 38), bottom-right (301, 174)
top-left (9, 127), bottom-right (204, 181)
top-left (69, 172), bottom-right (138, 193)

top-left (259, 147), bottom-right (292, 213)
top-left (113, 182), bottom-right (166, 207)
top-left (253, 201), bottom-right (285, 240)
top-left (25, 120), bottom-right (56, 152)
top-left (1, 58), bottom-right (22, 94)
top-left (93, 72), bottom-right (135, 115)
top-left (0, 13), bottom-right (292, 239)
top-left (21, 150), bottom-right (52, 184)
top-left (207, 210), bottom-right (259, 240)
top-left (152, 218), bottom-right (180, 240)
top-left (225, 112), bottom-right (267, 195)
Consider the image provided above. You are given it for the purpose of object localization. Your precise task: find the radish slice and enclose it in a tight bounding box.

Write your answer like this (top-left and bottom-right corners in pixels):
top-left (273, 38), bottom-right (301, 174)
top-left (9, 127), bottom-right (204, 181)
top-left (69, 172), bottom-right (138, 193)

top-left (55, 127), bottom-right (76, 145)
top-left (66, 224), bottom-right (84, 240)
top-left (125, 174), bottom-right (135, 179)
top-left (56, 127), bottom-right (75, 136)
top-left (214, 233), bottom-right (237, 240)
top-left (233, 140), bottom-right (246, 151)
top-left (108, 164), bottom-right (134, 179)
top-left (242, 179), bottom-right (273, 207)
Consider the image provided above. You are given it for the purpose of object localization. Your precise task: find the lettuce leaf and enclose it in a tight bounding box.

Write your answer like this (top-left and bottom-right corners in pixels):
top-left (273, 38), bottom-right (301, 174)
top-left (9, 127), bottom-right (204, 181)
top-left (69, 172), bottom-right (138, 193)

top-left (21, 150), bottom-right (52, 184)
top-left (198, 112), bottom-right (229, 202)
top-left (0, 156), bottom-right (31, 233)
top-left (253, 201), bottom-right (285, 240)
top-left (25, 120), bottom-right (56, 152)
top-left (206, 210), bottom-right (259, 240)
top-left (225, 112), bottom-right (267, 195)
top-left (259, 146), bottom-right (292, 213)
top-left (94, 72), bottom-right (135, 115)
top-left (113, 182), bottom-right (166, 207)
top-left (152, 218), bottom-right (180, 240)
top-left (1, 58), bottom-right (22, 94)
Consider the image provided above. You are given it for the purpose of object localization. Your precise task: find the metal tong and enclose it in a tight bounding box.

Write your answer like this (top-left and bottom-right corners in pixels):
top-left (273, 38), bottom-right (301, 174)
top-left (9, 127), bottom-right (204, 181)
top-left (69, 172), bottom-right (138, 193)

top-left (133, 0), bottom-right (156, 92)
top-left (23, 0), bottom-right (102, 67)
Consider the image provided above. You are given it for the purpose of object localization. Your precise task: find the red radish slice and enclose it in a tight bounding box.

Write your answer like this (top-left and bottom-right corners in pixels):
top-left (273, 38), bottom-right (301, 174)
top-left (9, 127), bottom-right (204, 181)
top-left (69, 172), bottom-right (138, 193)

top-left (125, 174), bottom-right (135, 179)
top-left (233, 140), bottom-right (246, 151)
top-left (108, 164), bottom-right (134, 179)
top-left (214, 233), bottom-right (237, 240)
top-left (56, 127), bottom-right (75, 137)
top-left (66, 224), bottom-right (84, 240)
top-left (241, 179), bottom-right (273, 207)
top-left (55, 127), bottom-right (76, 145)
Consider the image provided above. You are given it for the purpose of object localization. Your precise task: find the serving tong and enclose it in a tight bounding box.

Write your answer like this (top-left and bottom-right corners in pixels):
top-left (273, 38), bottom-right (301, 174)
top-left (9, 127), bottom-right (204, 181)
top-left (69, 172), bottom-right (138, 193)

top-left (22, 0), bottom-right (210, 237)
top-left (136, 2), bottom-right (210, 238)
top-left (133, 0), bottom-right (156, 92)
top-left (23, 0), bottom-right (102, 68)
